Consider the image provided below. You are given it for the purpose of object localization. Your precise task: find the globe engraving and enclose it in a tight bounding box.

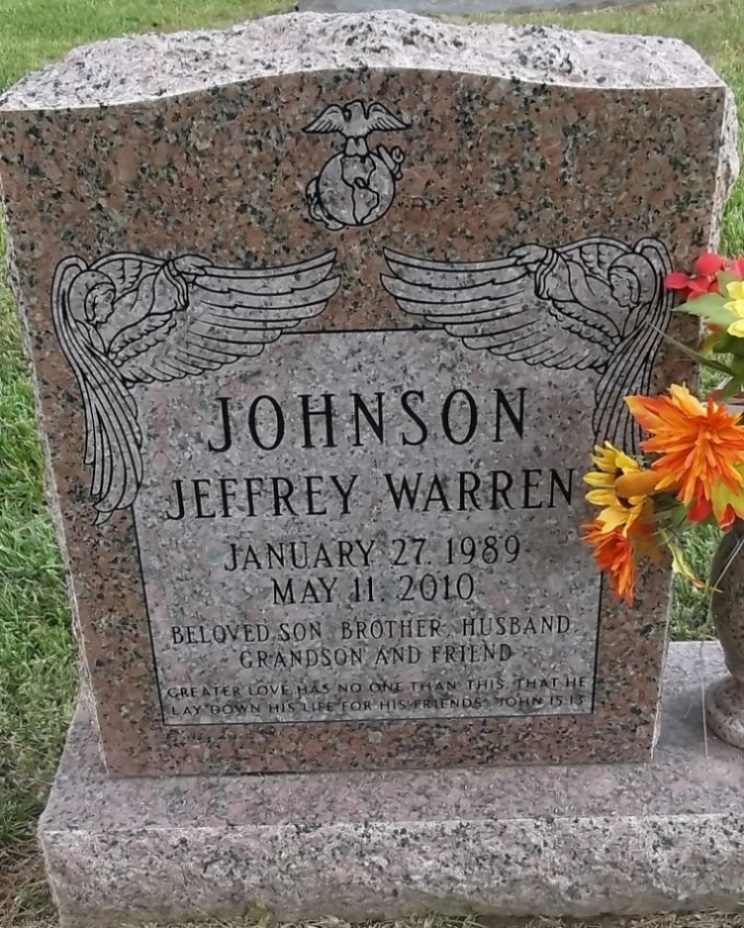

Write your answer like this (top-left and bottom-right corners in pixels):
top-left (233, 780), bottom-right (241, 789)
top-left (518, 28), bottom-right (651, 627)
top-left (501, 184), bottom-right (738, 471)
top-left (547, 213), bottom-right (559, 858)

top-left (304, 101), bottom-right (409, 231)
top-left (316, 152), bottom-right (396, 227)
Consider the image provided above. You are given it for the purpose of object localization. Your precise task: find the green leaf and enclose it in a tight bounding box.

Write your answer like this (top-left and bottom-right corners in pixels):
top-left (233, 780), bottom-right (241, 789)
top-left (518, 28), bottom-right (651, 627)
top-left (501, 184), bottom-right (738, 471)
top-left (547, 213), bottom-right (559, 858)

top-left (717, 332), bottom-right (744, 355)
top-left (652, 326), bottom-right (737, 375)
top-left (718, 377), bottom-right (744, 400)
top-left (718, 270), bottom-right (737, 292)
top-left (673, 293), bottom-right (735, 328)
top-left (731, 356), bottom-right (744, 379)
top-left (669, 541), bottom-right (708, 590)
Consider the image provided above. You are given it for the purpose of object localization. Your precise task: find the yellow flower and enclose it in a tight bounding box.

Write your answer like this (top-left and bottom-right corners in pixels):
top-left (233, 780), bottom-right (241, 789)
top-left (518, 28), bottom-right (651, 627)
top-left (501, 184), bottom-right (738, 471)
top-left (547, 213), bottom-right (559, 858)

top-left (724, 281), bottom-right (744, 337)
top-left (614, 470), bottom-right (662, 499)
top-left (583, 442), bottom-right (657, 535)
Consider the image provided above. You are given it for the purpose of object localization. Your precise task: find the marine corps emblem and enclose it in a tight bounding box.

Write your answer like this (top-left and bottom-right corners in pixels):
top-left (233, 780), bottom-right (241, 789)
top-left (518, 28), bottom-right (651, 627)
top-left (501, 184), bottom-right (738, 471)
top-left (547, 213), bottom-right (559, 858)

top-left (304, 100), bottom-right (409, 230)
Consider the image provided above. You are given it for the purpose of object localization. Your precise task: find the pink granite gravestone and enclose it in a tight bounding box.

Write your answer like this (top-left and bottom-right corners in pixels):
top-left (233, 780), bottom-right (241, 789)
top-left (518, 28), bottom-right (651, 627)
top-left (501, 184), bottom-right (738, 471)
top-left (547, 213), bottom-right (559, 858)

top-left (3, 12), bottom-right (744, 928)
top-left (0, 12), bottom-right (737, 781)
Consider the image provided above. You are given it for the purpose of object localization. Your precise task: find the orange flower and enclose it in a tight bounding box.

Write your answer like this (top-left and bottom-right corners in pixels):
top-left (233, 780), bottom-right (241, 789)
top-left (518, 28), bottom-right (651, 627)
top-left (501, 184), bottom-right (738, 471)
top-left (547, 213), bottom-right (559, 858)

top-left (626, 384), bottom-right (744, 528)
top-left (582, 519), bottom-right (646, 604)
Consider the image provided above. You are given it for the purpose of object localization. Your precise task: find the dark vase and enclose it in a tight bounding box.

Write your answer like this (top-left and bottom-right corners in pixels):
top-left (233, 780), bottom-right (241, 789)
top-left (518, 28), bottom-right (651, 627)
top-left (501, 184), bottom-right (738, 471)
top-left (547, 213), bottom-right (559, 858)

top-left (706, 517), bottom-right (744, 748)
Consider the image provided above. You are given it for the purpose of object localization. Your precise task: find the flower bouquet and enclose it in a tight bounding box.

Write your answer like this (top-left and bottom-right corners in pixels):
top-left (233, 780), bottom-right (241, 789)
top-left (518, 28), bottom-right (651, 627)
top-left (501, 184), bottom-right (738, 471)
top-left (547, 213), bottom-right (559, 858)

top-left (582, 252), bottom-right (744, 605)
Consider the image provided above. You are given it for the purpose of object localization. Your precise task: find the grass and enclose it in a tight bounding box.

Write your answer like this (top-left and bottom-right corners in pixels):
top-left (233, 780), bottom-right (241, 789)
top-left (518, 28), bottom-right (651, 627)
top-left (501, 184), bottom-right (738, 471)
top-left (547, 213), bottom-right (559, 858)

top-left (0, 0), bottom-right (743, 924)
top-left (0, 0), bottom-right (291, 92)
top-left (0, 226), bottom-right (78, 924)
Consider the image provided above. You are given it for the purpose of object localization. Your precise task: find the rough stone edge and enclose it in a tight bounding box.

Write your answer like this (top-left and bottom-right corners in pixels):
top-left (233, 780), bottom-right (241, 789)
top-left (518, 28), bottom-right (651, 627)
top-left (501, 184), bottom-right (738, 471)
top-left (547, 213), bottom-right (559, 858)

top-left (299, 0), bottom-right (675, 13)
top-left (0, 11), bottom-right (727, 111)
top-left (0, 185), bottom-right (102, 749)
top-left (710, 88), bottom-right (741, 248)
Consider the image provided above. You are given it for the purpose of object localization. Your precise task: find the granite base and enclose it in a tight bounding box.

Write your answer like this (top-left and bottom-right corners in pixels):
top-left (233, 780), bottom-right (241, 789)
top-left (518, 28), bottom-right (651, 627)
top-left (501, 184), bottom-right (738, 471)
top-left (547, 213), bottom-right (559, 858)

top-left (40, 642), bottom-right (744, 928)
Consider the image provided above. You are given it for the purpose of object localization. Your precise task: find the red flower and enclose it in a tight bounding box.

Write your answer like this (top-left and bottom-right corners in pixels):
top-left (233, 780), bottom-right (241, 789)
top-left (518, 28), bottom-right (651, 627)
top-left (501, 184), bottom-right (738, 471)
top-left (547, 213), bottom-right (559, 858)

top-left (664, 252), bottom-right (725, 301)
top-left (727, 256), bottom-right (744, 278)
top-left (687, 493), bottom-right (712, 523)
top-left (720, 504), bottom-right (737, 531)
top-left (664, 272), bottom-right (720, 300)
top-left (695, 253), bottom-right (726, 276)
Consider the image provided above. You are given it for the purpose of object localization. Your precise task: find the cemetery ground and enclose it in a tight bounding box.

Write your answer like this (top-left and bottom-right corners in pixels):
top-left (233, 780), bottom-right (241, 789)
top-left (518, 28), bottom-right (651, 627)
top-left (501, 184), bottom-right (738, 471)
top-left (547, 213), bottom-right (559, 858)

top-left (0, 0), bottom-right (743, 925)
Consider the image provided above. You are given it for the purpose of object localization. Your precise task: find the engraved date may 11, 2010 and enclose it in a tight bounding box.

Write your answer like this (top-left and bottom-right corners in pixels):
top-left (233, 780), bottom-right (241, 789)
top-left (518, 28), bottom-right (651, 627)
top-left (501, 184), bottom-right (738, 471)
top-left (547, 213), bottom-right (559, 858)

top-left (221, 534), bottom-right (522, 606)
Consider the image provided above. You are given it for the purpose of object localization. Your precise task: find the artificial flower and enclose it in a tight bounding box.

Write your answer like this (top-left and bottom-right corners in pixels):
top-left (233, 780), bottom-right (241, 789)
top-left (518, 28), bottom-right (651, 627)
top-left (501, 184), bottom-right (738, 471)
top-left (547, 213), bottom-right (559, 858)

top-left (582, 520), bottom-right (638, 604)
top-left (582, 251), bottom-right (744, 598)
top-left (727, 256), bottom-right (744, 278)
top-left (613, 469), bottom-right (662, 499)
top-left (582, 515), bottom-right (659, 604)
top-left (626, 384), bottom-right (744, 528)
top-left (664, 272), bottom-right (720, 300)
top-left (695, 252), bottom-right (728, 277)
top-left (665, 252), bottom-right (725, 300)
top-left (583, 442), bottom-right (658, 534)
top-left (724, 280), bottom-right (744, 337)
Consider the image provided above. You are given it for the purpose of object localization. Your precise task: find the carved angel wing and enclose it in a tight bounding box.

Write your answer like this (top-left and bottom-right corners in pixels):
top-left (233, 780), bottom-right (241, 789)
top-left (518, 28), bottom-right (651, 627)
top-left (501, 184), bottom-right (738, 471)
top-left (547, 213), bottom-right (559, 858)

top-left (109, 250), bottom-right (340, 384)
top-left (52, 257), bottom-right (143, 524)
top-left (591, 238), bottom-right (673, 452)
top-left (382, 238), bottom-right (672, 453)
top-left (53, 249), bottom-right (340, 522)
top-left (382, 246), bottom-right (619, 371)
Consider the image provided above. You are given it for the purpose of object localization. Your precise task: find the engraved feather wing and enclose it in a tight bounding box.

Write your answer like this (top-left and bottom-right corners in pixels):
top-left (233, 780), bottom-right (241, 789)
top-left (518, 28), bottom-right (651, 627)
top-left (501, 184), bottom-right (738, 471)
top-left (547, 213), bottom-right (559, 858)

top-left (304, 105), bottom-right (348, 134)
top-left (591, 238), bottom-right (673, 451)
top-left (305, 102), bottom-right (407, 136)
top-left (109, 250), bottom-right (340, 384)
top-left (90, 252), bottom-right (166, 299)
top-left (52, 257), bottom-right (143, 524)
top-left (382, 245), bottom-right (620, 371)
top-left (364, 103), bottom-right (408, 132)
top-left (382, 238), bottom-right (672, 452)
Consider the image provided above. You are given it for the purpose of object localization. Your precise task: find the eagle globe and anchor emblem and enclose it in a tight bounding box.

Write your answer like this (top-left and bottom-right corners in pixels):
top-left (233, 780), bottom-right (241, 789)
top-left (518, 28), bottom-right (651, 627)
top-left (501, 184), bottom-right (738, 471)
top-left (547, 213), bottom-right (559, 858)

top-left (304, 100), bottom-right (409, 230)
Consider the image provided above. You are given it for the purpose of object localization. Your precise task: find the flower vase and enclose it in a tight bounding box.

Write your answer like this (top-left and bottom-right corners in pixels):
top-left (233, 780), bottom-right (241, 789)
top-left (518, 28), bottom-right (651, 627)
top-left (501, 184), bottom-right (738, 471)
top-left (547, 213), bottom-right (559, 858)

top-left (707, 516), bottom-right (744, 748)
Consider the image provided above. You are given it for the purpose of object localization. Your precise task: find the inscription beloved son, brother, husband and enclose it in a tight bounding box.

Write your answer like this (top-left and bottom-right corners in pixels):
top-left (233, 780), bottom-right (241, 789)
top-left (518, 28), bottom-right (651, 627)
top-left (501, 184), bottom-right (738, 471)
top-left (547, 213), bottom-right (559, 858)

top-left (0, 12), bottom-right (735, 774)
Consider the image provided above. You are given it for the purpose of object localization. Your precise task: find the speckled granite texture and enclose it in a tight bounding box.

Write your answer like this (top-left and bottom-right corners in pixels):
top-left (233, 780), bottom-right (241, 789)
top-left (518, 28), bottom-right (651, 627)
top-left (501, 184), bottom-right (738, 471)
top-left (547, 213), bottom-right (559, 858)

top-left (40, 643), bottom-right (744, 928)
top-left (0, 13), bottom-right (731, 107)
top-left (299, 0), bottom-right (694, 14)
top-left (0, 13), bottom-right (739, 774)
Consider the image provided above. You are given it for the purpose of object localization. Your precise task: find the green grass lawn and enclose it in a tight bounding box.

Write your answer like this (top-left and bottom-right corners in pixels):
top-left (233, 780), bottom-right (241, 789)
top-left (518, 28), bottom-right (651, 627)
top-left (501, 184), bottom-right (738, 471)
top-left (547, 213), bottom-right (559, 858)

top-left (0, 0), bottom-right (291, 91)
top-left (0, 0), bottom-right (743, 924)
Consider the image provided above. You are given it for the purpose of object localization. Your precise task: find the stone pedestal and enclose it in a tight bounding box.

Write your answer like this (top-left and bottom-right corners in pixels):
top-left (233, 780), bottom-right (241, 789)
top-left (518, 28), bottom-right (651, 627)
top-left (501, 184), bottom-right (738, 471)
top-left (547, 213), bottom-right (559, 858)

top-left (40, 641), bottom-right (744, 928)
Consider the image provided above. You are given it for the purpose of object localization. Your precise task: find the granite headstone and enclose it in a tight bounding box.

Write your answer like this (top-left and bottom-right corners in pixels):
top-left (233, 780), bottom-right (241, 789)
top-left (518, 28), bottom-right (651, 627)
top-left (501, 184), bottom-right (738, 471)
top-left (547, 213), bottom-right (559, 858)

top-left (0, 12), bottom-right (737, 776)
